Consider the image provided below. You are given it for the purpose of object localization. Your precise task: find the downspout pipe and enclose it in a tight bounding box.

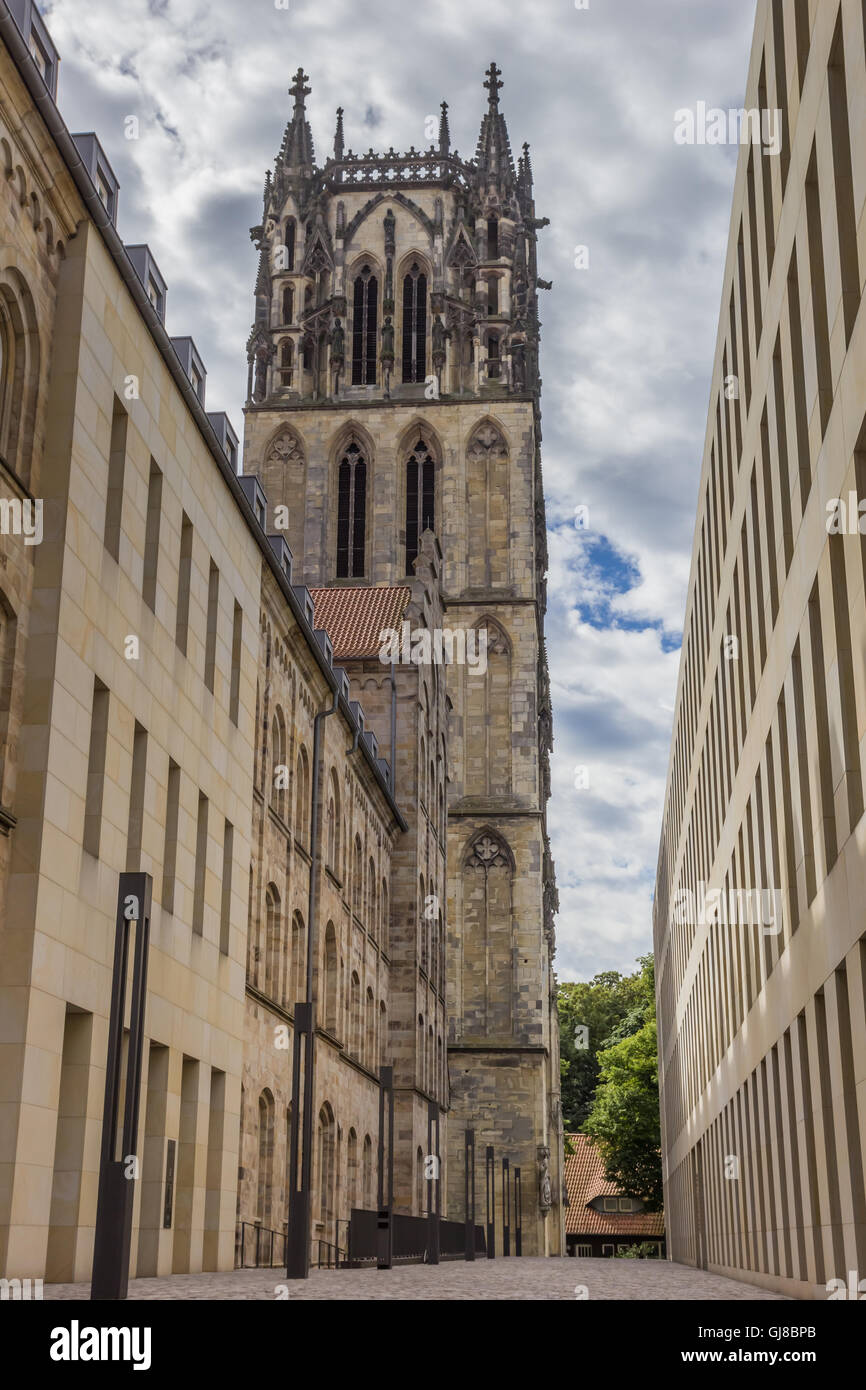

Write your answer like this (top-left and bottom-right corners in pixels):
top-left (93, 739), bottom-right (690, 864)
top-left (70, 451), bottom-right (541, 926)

top-left (290, 682), bottom-right (339, 1280)
top-left (389, 661), bottom-right (397, 797)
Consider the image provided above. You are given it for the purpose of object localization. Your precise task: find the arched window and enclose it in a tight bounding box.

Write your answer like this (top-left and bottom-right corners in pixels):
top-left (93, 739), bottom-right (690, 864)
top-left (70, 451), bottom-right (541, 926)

top-left (271, 706), bottom-right (287, 819)
top-left (367, 856), bottom-right (376, 936)
top-left (294, 745), bottom-right (309, 843)
top-left (365, 986), bottom-right (375, 1067)
top-left (362, 1134), bottom-right (374, 1208)
top-left (462, 829), bottom-right (515, 1037)
top-left (323, 921), bottom-right (338, 1032)
top-left (336, 441), bottom-right (367, 578)
top-left (279, 339), bottom-right (294, 387)
top-left (282, 285), bottom-right (294, 323)
top-left (257, 1090), bottom-right (275, 1225)
top-left (401, 262), bottom-right (427, 383)
top-left (486, 332), bottom-right (500, 379)
top-left (264, 883), bottom-right (281, 1000)
top-left (379, 1000), bottom-right (387, 1066)
top-left (0, 591), bottom-right (16, 804)
top-left (487, 216), bottom-right (499, 259)
top-left (488, 277), bottom-right (499, 314)
top-left (416, 1146), bottom-right (425, 1215)
top-left (326, 769), bottom-right (341, 872)
top-left (405, 437), bottom-right (435, 574)
top-left (351, 265), bottom-right (377, 385)
top-left (350, 971), bottom-right (361, 1057)
top-left (0, 275), bottom-right (39, 485)
top-left (347, 1128), bottom-right (358, 1210)
top-left (352, 836), bottom-right (363, 918)
top-left (284, 219), bottom-right (296, 272)
top-left (381, 878), bottom-right (389, 955)
top-left (317, 1104), bottom-right (335, 1225)
top-left (291, 910), bottom-right (306, 1006)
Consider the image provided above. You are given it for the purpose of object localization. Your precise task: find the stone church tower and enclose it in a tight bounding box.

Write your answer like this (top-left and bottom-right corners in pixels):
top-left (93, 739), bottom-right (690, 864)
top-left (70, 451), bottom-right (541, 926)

top-left (242, 64), bottom-right (563, 1256)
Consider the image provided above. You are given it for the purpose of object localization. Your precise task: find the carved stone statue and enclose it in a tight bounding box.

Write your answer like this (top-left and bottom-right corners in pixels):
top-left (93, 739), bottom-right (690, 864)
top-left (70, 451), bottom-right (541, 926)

top-left (380, 315), bottom-right (395, 362)
top-left (330, 316), bottom-right (344, 362)
top-left (432, 313), bottom-right (447, 358)
top-left (538, 1144), bottom-right (552, 1212)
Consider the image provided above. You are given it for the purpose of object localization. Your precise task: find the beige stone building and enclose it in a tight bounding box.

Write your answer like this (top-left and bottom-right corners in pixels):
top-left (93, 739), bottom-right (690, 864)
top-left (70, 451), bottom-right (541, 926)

top-left (0, 0), bottom-right (563, 1284)
top-left (655, 0), bottom-right (866, 1299)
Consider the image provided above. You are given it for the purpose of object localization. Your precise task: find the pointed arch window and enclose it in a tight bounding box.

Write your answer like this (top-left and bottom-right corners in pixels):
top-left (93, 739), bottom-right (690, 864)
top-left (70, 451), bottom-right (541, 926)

top-left (402, 263), bottom-right (427, 383)
top-left (487, 216), bottom-right (499, 259)
top-left (405, 437), bottom-right (435, 574)
top-left (351, 265), bottom-right (378, 385)
top-left (279, 339), bottom-right (294, 387)
top-left (336, 441), bottom-right (367, 578)
top-left (282, 285), bottom-right (294, 323)
top-left (284, 219), bottom-right (296, 272)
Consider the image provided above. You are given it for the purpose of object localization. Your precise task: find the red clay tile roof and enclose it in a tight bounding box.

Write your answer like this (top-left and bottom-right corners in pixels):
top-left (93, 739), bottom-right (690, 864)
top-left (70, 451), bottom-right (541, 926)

top-left (564, 1134), bottom-right (665, 1237)
top-left (310, 585), bottom-right (412, 661)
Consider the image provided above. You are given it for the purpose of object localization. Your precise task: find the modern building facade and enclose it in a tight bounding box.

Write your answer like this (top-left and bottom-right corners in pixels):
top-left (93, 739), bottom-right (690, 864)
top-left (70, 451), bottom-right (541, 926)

top-left (655, 0), bottom-right (866, 1299)
top-left (0, 0), bottom-right (563, 1283)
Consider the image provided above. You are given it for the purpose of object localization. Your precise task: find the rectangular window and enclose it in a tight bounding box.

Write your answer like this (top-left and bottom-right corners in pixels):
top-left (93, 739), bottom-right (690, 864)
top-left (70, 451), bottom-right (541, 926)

top-left (229, 601), bottom-right (242, 726)
top-left (618, 1198), bottom-right (632, 1212)
top-left (162, 758), bottom-right (181, 913)
top-left (577, 1244), bottom-right (592, 1257)
top-left (805, 147), bottom-right (833, 438)
top-left (83, 678), bottom-right (109, 857)
top-left (104, 397), bottom-right (127, 561)
top-left (786, 251), bottom-right (811, 506)
top-left (193, 790), bottom-right (208, 936)
top-left (142, 460), bottom-right (163, 612)
top-left (828, 13), bottom-right (860, 349)
top-left (175, 512), bottom-right (193, 654)
top-left (603, 1197), bottom-right (618, 1212)
top-left (220, 819), bottom-right (233, 955)
top-left (126, 721), bottom-right (147, 870)
top-left (205, 559), bottom-right (219, 694)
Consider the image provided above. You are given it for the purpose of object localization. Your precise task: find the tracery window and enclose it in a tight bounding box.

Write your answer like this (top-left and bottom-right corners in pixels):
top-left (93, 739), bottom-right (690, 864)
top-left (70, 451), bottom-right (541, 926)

top-left (351, 265), bottom-right (378, 385)
top-left (336, 441), bottom-right (367, 578)
top-left (405, 438), bottom-right (435, 574)
top-left (401, 263), bottom-right (427, 383)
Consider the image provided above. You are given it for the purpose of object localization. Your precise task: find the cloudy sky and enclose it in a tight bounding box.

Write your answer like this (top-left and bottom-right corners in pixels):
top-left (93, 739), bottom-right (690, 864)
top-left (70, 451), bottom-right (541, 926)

top-left (42, 0), bottom-right (757, 981)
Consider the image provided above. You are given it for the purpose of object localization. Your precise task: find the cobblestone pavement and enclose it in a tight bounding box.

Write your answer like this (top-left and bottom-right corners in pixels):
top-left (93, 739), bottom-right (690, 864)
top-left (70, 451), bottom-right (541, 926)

top-left (44, 1258), bottom-right (788, 1301)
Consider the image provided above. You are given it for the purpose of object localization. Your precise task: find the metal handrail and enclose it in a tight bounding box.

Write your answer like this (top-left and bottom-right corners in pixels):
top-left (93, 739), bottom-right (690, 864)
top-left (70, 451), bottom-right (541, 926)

top-left (235, 1220), bottom-right (287, 1268)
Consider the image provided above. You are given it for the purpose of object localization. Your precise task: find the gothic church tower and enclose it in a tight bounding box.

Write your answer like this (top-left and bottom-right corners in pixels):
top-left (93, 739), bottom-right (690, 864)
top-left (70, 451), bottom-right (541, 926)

top-left (242, 64), bottom-right (563, 1256)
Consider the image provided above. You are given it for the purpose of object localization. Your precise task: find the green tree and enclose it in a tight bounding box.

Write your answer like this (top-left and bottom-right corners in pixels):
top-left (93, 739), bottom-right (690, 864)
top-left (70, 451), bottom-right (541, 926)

top-left (557, 955), bottom-right (652, 1131)
top-left (583, 1016), bottom-right (663, 1211)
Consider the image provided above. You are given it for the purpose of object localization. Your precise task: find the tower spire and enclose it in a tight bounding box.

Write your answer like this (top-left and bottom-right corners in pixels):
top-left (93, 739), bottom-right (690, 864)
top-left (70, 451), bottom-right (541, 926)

top-left (281, 67), bottom-right (316, 170)
top-left (438, 100), bottom-right (451, 156)
top-left (474, 61), bottom-right (515, 190)
top-left (483, 61), bottom-right (503, 110)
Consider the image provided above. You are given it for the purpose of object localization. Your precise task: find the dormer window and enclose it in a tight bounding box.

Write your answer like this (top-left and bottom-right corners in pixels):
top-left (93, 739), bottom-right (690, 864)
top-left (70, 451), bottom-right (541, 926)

top-left (29, 34), bottom-right (48, 79)
top-left (603, 1197), bottom-right (618, 1212)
